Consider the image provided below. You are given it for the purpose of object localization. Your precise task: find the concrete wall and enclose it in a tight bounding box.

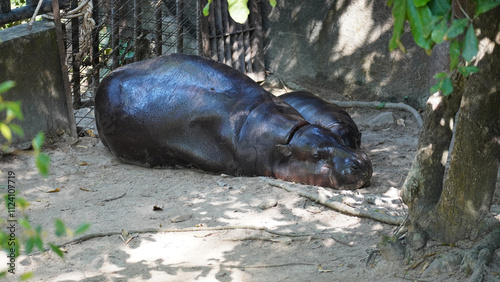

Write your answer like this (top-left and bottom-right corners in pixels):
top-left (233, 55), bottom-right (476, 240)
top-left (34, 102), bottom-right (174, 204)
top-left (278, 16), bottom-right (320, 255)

top-left (0, 21), bottom-right (75, 146)
top-left (262, 0), bottom-right (447, 109)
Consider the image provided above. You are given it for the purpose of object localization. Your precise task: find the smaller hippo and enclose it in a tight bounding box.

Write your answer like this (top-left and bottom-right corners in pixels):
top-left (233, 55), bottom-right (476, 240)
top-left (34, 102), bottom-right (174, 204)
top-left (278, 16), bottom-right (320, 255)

top-left (280, 91), bottom-right (362, 150)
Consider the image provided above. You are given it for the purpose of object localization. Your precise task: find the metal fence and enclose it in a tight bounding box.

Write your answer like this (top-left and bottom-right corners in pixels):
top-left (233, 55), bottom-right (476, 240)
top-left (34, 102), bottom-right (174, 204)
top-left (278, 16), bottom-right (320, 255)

top-left (0, 0), bottom-right (265, 137)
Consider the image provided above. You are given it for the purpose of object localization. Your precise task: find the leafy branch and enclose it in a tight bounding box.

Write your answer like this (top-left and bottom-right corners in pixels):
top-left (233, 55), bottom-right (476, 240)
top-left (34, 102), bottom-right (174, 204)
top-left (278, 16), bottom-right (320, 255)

top-left (388, 0), bottom-right (500, 95)
top-left (0, 81), bottom-right (90, 278)
top-left (203, 0), bottom-right (277, 24)
top-left (0, 81), bottom-right (50, 177)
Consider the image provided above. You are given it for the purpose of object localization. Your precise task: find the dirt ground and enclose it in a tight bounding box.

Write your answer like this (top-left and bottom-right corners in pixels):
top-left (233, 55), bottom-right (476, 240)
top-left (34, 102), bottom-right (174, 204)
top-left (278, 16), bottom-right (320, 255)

top-left (1, 87), bottom-right (500, 281)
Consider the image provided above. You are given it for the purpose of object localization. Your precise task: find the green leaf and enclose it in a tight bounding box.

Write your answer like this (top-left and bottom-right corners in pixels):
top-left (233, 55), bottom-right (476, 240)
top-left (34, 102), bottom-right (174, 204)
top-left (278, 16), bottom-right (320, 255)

top-left (49, 243), bottom-right (64, 258)
top-left (389, 0), bottom-right (407, 52)
top-left (32, 132), bottom-right (45, 151)
top-left (203, 0), bottom-right (212, 16)
top-left (434, 72), bottom-right (448, 79)
top-left (20, 272), bottom-right (34, 281)
top-left (431, 19), bottom-right (448, 44)
top-left (430, 73), bottom-right (453, 94)
top-left (475, 0), bottom-right (500, 16)
top-left (430, 80), bottom-right (441, 93)
top-left (428, 0), bottom-right (451, 16)
top-left (0, 81), bottom-right (15, 94)
top-left (377, 102), bottom-right (387, 109)
top-left (8, 123), bottom-right (24, 138)
top-left (441, 76), bottom-right (453, 95)
top-left (413, 0), bottom-right (431, 7)
top-left (34, 234), bottom-right (43, 251)
top-left (0, 123), bottom-right (12, 142)
top-left (406, 0), bottom-right (433, 51)
top-left (25, 237), bottom-right (34, 254)
top-left (462, 24), bottom-right (479, 62)
top-left (458, 66), bottom-right (480, 76)
top-left (449, 39), bottom-right (460, 70)
top-left (269, 0), bottom-right (276, 7)
top-left (4, 101), bottom-right (24, 122)
top-left (227, 0), bottom-right (250, 23)
top-left (54, 219), bottom-right (67, 237)
top-left (36, 153), bottom-right (50, 177)
top-left (445, 18), bottom-right (468, 40)
top-left (74, 223), bottom-right (91, 236)
top-left (18, 217), bottom-right (32, 229)
top-left (16, 197), bottom-right (30, 210)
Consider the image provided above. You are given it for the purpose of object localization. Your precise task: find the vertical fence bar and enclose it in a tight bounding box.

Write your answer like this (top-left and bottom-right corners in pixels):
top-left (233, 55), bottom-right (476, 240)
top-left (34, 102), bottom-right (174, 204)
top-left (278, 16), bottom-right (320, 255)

top-left (236, 22), bottom-right (244, 73)
top-left (133, 0), bottom-right (142, 62)
top-left (0, 0), bottom-right (11, 13)
top-left (213, 0), bottom-right (224, 62)
top-left (220, 0), bottom-right (231, 66)
top-left (198, 0), bottom-right (210, 56)
top-left (71, 0), bottom-right (81, 108)
top-left (110, 0), bottom-right (119, 69)
top-left (208, 2), bottom-right (217, 59)
top-left (155, 0), bottom-right (162, 56)
top-left (91, 0), bottom-right (100, 93)
top-left (242, 19), bottom-right (252, 74)
top-left (176, 0), bottom-right (184, 53)
top-left (248, 0), bottom-right (265, 81)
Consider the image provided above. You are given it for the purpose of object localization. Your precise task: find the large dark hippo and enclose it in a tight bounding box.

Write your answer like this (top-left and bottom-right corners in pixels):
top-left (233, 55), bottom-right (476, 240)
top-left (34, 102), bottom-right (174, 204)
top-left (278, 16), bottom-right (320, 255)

top-left (95, 54), bottom-right (372, 189)
top-left (280, 91), bottom-right (362, 150)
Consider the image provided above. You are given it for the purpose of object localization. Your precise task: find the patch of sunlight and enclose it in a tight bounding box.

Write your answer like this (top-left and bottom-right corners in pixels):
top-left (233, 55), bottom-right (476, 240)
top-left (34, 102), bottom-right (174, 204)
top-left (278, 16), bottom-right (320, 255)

top-left (123, 233), bottom-right (233, 265)
top-left (307, 19), bottom-right (323, 44)
top-left (331, 0), bottom-right (392, 58)
top-left (383, 187), bottom-right (400, 198)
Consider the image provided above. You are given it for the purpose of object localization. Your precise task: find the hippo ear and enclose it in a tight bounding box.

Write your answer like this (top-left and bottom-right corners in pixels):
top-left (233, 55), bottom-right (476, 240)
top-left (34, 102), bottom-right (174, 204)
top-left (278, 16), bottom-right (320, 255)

top-left (275, 144), bottom-right (292, 157)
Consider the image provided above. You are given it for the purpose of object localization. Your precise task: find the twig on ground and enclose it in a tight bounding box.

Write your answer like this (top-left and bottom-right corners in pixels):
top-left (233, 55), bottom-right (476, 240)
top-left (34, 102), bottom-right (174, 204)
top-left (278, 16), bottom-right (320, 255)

top-left (102, 192), bottom-right (127, 202)
top-left (265, 178), bottom-right (404, 226)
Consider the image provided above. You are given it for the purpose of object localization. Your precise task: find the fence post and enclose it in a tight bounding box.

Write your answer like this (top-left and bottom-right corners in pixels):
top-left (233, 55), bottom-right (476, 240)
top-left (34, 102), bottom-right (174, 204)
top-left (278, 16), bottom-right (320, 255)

top-left (52, 0), bottom-right (77, 136)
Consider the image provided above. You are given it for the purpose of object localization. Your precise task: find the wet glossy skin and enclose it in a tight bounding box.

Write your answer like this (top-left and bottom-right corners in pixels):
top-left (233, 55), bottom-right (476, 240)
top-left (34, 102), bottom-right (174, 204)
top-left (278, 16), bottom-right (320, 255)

top-left (95, 54), bottom-right (372, 189)
top-left (280, 91), bottom-right (362, 150)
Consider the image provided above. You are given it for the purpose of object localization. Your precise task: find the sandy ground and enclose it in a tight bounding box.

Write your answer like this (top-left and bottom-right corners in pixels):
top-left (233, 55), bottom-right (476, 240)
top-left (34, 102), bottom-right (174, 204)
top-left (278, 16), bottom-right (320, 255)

top-left (1, 93), bottom-right (500, 281)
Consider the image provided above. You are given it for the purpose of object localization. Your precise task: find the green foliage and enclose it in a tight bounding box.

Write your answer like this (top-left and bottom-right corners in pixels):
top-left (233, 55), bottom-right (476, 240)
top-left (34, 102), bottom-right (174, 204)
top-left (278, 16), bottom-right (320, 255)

top-left (203, 0), bottom-right (276, 23)
top-left (0, 81), bottom-right (50, 176)
top-left (388, 0), bottom-right (500, 95)
top-left (0, 196), bottom-right (91, 268)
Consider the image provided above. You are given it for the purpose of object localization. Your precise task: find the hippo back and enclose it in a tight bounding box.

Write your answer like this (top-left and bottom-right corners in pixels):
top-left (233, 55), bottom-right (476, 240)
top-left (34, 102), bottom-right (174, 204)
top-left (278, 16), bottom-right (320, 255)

top-left (280, 91), bottom-right (362, 150)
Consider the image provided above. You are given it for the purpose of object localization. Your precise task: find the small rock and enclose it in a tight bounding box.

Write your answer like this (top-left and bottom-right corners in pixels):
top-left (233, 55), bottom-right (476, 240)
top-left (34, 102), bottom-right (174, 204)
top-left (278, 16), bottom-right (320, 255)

top-left (377, 235), bottom-right (405, 261)
top-left (368, 112), bottom-right (394, 127)
top-left (258, 199), bottom-right (278, 210)
top-left (216, 180), bottom-right (230, 187)
top-left (365, 196), bottom-right (376, 204)
top-left (170, 213), bottom-right (192, 223)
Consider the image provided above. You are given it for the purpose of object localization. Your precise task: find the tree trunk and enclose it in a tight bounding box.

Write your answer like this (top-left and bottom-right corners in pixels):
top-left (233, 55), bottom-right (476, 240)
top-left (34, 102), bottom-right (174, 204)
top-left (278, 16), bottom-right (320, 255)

top-left (403, 6), bottom-right (500, 244)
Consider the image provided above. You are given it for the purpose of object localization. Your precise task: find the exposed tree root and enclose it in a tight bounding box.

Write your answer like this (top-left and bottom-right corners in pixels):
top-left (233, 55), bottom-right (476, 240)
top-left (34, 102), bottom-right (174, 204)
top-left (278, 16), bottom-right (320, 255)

top-left (266, 178), bottom-right (404, 226)
top-left (414, 224), bottom-right (500, 281)
top-left (331, 100), bottom-right (424, 127)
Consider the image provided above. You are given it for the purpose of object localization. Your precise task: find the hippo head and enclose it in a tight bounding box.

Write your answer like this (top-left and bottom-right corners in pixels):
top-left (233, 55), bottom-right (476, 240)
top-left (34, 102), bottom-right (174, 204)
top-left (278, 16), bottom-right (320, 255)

top-left (273, 124), bottom-right (372, 190)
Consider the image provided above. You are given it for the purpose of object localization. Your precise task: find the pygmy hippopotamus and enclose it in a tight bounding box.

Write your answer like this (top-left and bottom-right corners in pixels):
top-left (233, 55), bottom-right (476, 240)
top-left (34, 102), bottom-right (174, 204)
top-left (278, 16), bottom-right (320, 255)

top-left (280, 91), bottom-right (362, 150)
top-left (94, 54), bottom-right (372, 189)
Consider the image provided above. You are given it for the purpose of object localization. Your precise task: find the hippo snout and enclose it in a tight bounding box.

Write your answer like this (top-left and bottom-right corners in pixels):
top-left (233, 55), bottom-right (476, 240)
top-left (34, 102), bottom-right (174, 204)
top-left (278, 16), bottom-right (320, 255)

top-left (334, 152), bottom-right (372, 190)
